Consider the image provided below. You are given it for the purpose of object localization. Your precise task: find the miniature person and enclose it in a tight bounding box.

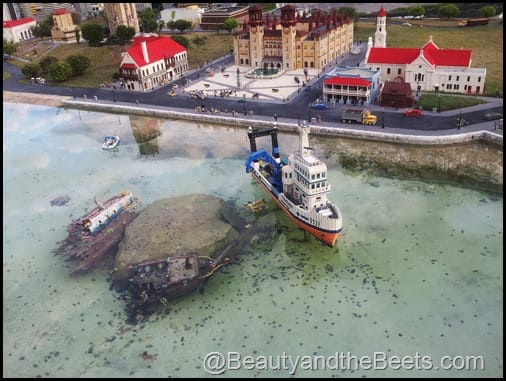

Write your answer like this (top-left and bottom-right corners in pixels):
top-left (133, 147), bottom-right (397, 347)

top-left (184, 257), bottom-right (192, 269)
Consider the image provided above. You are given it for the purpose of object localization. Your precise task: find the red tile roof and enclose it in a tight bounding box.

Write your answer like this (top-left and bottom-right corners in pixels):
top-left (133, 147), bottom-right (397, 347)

top-left (3, 18), bottom-right (36, 28)
top-left (324, 77), bottom-right (371, 87)
top-left (367, 48), bottom-right (420, 64)
top-left (378, 5), bottom-right (386, 17)
top-left (124, 36), bottom-right (186, 67)
top-left (54, 8), bottom-right (68, 15)
top-left (367, 44), bottom-right (472, 67)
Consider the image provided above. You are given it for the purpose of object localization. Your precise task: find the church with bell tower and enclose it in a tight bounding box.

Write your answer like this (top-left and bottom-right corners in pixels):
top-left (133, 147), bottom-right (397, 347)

top-left (233, 4), bottom-right (354, 71)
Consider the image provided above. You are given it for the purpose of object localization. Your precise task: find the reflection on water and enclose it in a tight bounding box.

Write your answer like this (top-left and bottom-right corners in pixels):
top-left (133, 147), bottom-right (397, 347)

top-left (3, 103), bottom-right (502, 377)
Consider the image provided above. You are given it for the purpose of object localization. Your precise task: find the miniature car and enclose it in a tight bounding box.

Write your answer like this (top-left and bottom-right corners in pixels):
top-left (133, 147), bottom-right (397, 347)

top-left (404, 108), bottom-right (422, 117)
top-left (311, 103), bottom-right (328, 110)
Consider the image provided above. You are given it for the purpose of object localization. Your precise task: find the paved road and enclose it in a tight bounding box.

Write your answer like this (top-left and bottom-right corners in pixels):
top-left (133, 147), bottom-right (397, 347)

top-left (3, 52), bottom-right (503, 137)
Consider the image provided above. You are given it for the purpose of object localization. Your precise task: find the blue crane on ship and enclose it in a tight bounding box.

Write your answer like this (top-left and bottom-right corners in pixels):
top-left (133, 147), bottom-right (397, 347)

top-left (244, 125), bottom-right (283, 193)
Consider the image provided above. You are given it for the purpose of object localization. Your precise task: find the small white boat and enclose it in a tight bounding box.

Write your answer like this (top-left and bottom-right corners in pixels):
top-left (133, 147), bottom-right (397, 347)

top-left (102, 135), bottom-right (120, 150)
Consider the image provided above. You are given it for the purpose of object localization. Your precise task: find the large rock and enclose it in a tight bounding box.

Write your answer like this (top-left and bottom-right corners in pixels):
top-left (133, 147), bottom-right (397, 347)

top-left (113, 194), bottom-right (239, 282)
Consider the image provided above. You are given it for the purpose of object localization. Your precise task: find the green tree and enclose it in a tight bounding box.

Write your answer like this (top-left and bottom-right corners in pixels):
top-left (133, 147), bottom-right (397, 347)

top-left (479, 5), bottom-right (496, 18)
top-left (439, 4), bottom-right (459, 20)
top-left (30, 20), bottom-right (51, 40)
top-left (21, 62), bottom-right (42, 78)
top-left (80, 22), bottom-right (105, 46)
top-left (171, 35), bottom-right (189, 49)
top-left (166, 20), bottom-right (175, 30)
top-left (3, 39), bottom-right (17, 55)
top-left (49, 60), bottom-right (73, 81)
top-left (337, 7), bottom-right (359, 22)
top-left (65, 54), bottom-right (91, 75)
top-left (174, 19), bottom-right (192, 33)
top-left (39, 56), bottom-right (57, 72)
top-left (137, 8), bottom-right (159, 33)
top-left (223, 18), bottom-right (239, 33)
top-left (116, 25), bottom-right (135, 45)
top-left (409, 5), bottom-right (425, 18)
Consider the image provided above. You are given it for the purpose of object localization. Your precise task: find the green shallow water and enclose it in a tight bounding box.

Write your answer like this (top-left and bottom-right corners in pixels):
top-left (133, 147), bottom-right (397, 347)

top-left (3, 103), bottom-right (502, 377)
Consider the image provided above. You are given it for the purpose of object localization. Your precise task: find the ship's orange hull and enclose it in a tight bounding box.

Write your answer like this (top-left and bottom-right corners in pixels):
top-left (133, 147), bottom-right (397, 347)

top-left (251, 173), bottom-right (340, 247)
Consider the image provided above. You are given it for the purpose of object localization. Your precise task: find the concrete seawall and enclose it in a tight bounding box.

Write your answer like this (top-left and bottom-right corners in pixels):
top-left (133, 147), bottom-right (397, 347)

top-left (62, 99), bottom-right (503, 146)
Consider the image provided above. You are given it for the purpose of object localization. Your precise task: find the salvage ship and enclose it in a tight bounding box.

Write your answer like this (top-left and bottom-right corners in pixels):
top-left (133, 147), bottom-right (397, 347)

top-left (245, 122), bottom-right (342, 247)
top-left (54, 192), bottom-right (141, 273)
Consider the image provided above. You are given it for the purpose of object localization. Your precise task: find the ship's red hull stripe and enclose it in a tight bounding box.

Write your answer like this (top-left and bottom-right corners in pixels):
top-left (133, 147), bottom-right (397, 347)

top-left (251, 173), bottom-right (340, 247)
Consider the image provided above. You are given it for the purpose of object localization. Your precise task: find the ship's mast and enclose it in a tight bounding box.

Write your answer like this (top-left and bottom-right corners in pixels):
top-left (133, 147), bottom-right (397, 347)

top-left (298, 121), bottom-right (311, 157)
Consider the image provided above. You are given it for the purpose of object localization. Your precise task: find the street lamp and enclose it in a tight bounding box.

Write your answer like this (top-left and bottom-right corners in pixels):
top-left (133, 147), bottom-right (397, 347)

top-left (438, 94), bottom-right (441, 113)
top-left (72, 87), bottom-right (76, 99)
top-left (381, 111), bottom-right (385, 128)
top-left (112, 89), bottom-right (116, 102)
top-left (308, 103), bottom-right (312, 123)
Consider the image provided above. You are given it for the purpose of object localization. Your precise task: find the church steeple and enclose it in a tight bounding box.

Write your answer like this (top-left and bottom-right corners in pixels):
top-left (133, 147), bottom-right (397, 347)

top-left (375, 5), bottom-right (387, 48)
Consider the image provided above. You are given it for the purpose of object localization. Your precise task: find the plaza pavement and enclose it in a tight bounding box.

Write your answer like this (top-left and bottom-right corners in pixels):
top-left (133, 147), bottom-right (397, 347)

top-left (181, 65), bottom-right (321, 104)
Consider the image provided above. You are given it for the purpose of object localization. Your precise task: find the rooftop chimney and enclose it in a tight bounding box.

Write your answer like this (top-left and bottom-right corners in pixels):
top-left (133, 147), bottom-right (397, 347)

top-left (141, 40), bottom-right (149, 63)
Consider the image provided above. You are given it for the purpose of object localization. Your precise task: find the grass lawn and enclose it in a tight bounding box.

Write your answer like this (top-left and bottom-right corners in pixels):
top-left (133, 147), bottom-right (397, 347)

top-left (161, 31), bottom-right (234, 70)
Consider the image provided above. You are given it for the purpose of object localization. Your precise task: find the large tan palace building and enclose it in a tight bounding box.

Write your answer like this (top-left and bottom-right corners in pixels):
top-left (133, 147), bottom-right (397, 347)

top-left (233, 4), bottom-right (354, 71)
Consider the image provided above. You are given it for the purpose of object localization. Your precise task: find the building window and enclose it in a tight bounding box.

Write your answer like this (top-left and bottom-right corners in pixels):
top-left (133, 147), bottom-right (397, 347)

top-left (398, 68), bottom-right (401, 75)
top-left (456, 76), bottom-right (459, 81)
top-left (467, 76), bottom-right (470, 82)
top-left (387, 68), bottom-right (391, 74)
top-left (448, 75), bottom-right (452, 81)
top-left (478, 77), bottom-right (481, 82)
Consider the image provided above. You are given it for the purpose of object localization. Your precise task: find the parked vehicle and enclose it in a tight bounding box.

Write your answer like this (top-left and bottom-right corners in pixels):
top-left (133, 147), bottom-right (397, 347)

top-left (341, 108), bottom-right (377, 125)
top-left (311, 103), bottom-right (328, 110)
top-left (459, 18), bottom-right (489, 27)
top-left (404, 108), bottom-right (423, 118)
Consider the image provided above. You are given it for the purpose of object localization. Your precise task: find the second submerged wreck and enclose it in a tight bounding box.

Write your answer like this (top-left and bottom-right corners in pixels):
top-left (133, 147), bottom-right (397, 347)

top-left (54, 192), bottom-right (142, 274)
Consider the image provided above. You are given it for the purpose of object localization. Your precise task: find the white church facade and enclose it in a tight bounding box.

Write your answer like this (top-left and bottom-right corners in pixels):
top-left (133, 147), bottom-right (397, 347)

top-left (364, 5), bottom-right (487, 95)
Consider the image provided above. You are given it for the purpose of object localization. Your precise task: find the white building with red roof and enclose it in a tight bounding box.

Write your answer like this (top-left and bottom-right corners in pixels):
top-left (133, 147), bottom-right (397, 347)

top-left (3, 17), bottom-right (37, 43)
top-left (322, 67), bottom-right (381, 105)
top-left (119, 35), bottom-right (189, 92)
top-left (364, 6), bottom-right (487, 95)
